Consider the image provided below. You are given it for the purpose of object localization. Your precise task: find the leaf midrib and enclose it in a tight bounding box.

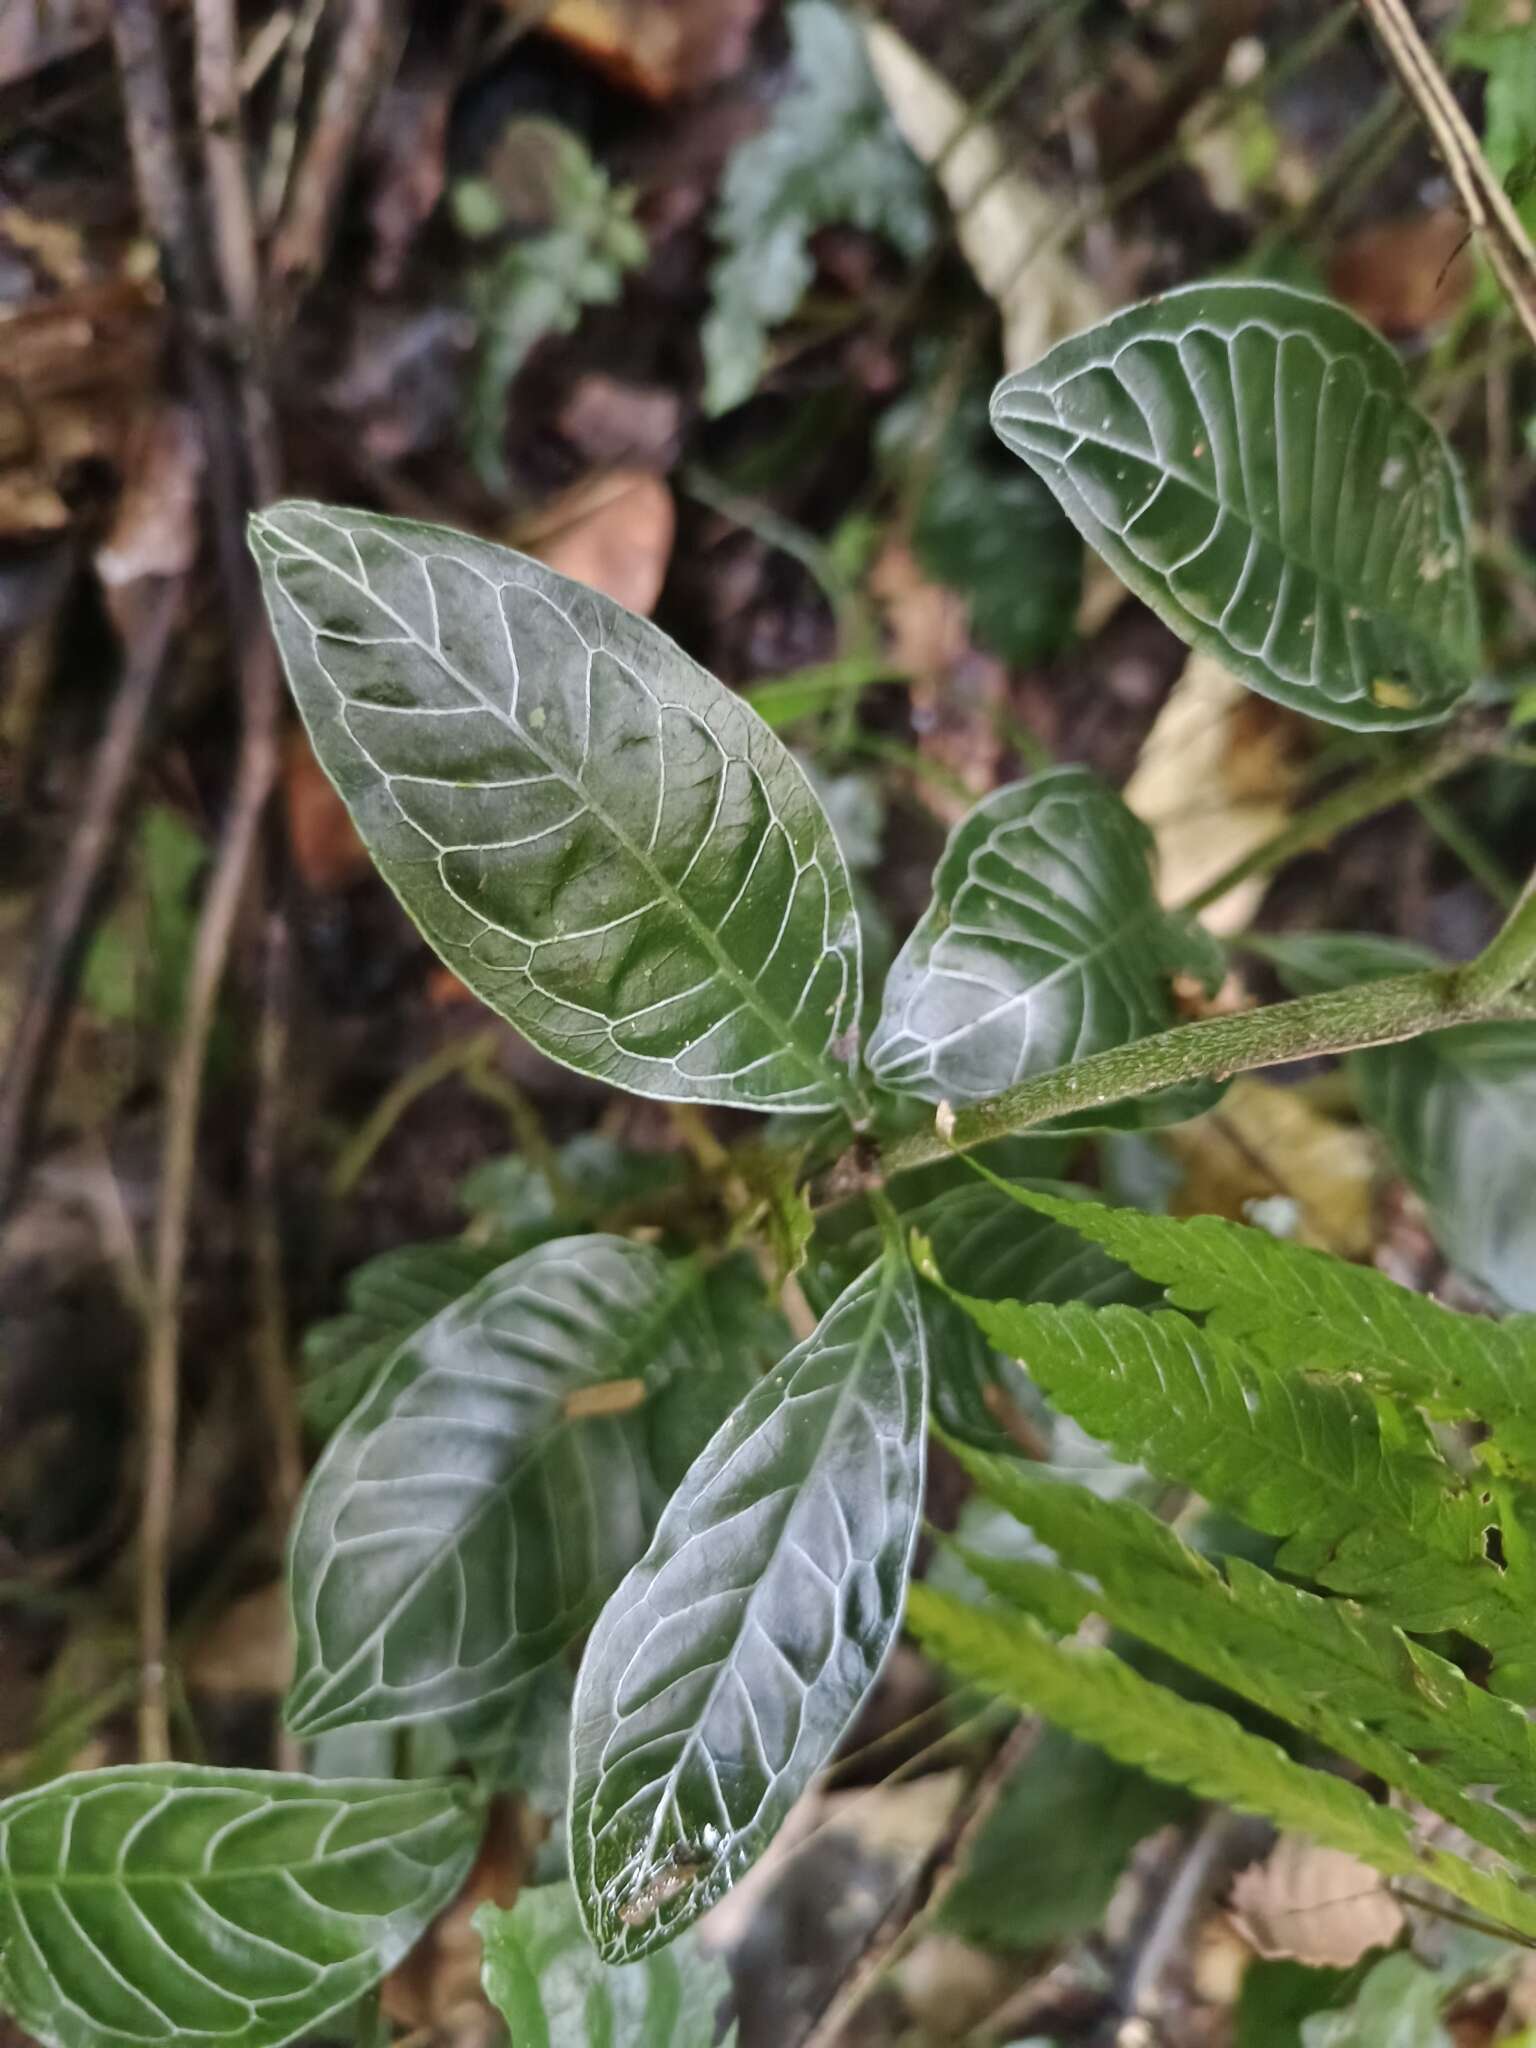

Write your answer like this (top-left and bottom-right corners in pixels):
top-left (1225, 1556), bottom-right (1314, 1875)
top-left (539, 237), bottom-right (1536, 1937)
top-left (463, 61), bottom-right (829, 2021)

top-left (618, 1251), bottom-right (908, 1878)
top-left (270, 518), bottom-right (856, 1113)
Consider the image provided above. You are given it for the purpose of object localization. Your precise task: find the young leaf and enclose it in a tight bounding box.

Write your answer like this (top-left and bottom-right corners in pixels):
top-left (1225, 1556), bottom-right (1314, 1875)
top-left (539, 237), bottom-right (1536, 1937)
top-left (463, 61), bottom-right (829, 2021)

top-left (957, 1453), bottom-right (1536, 1854)
top-left (570, 1251), bottom-right (929, 1962)
top-left (930, 1289), bottom-right (1536, 1693)
top-left (0, 1766), bottom-right (480, 2048)
top-left (1301, 1954), bottom-right (1452, 2048)
top-left (867, 767), bottom-right (1223, 1113)
top-left (969, 1177), bottom-right (1536, 1469)
top-left (251, 503), bottom-right (863, 1115)
top-left (907, 1590), bottom-right (1536, 1945)
top-left (702, 0), bottom-right (931, 414)
top-left (992, 283), bottom-right (1479, 732)
top-left (476, 1884), bottom-right (736, 2046)
top-left (286, 1237), bottom-right (727, 1735)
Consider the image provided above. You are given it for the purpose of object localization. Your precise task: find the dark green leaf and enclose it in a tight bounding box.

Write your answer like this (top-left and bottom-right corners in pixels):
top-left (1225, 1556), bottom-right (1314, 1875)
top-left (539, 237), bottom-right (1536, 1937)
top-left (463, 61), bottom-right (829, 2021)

top-left (941, 1729), bottom-right (1188, 1951)
top-left (570, 1251), bottom-right (928, 1961)
top-left (476, 1884), bottom-right (735, 2046)
top-left (1301, 1954), bottom-right (1451, 2048)
top-left (867, 768), bottom-right (1223, 1115)
top-left (301, 1241), bottom-right (515, 1436)
top-left (286, 1236), bottom-right (729, 1735)
top-left (0, 1766), bottom-right (480, 2048)
top-left (992, 283), bottom-right (1479, 731)
top-left (251, 503), bottom-right (864, 1116)
top-left (1235, 1961), bottom-right (1354, 2048)
top-left (1256, 932), bottom-right (1536, 1317)
top-left (702, 0), bottom-right (931, 413)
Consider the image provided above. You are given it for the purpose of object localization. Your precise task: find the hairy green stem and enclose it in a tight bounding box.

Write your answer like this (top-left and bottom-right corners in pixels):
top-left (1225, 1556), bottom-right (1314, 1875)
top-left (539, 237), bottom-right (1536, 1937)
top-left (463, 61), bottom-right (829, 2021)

top-left (880, 966), bottom-right (1536, 1178)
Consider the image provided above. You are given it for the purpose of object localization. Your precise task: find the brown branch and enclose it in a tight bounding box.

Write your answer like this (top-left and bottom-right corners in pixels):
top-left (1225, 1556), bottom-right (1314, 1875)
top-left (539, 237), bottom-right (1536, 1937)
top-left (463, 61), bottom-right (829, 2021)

top-left (796, 1716), bottom-right (1042, 2048)
top-left (1359, 0), bottom-right (1536, 351)
top-left (268, 0), bottom-right (393, 313)
top-left (0, 578), bottom-right (183, 1220)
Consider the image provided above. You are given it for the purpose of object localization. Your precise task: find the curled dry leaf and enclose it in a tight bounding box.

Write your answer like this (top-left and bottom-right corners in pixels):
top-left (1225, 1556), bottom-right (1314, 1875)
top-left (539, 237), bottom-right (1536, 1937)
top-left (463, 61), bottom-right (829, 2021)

top-left (283, 725), bottom-right (371, 892)
top-left (185, 1582), bottom-right (294, 1697)
top-left (94, 403), bottom-right (203, 616)
top-left (1229, 1836), bottom-right (1405, 1969)
top-left (1124, 649), bottom-right (1304, 937)
top-left (537, 0), bottom-right (767, 102)
top-left (863, 20), bottom-right (1104, 371)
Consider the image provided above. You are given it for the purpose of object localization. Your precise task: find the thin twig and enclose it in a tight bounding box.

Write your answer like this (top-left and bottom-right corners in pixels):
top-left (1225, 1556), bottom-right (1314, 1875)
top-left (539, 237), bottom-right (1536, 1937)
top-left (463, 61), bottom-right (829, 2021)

top-left (0, 578), bottom-right (183, 1219)
top-left (258, 0), bottom-right (330, 231)
top-left (248, 907), bottom-right (304, 1527)
top-left (193, 0), bottom-right (261, 330)
top-left (268, 0), bottom-right (391, 310)
top-left (1358, 0), bottom-right (1536, 350)
top-left (796, 1716), bottom-right (1042, 2048)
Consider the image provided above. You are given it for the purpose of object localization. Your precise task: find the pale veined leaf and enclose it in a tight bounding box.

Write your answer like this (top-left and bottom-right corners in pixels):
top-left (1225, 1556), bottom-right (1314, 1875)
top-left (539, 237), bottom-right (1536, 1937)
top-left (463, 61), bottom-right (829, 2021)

top-left (570, 1250), bottom-right (928, 1961)
top-left (992, 283), bottom-right (1479, 731)
top-left (0, 1766), bottom-right (481, 2048)
top-left (475, 1883), bottom-right (736, 2046)
top-left (867, 767), bottom-right (1222, 1116)
top-left (251, 503), bottom-right (863, 1114)
top-left (285, 1236), bottom-right (732, 1736)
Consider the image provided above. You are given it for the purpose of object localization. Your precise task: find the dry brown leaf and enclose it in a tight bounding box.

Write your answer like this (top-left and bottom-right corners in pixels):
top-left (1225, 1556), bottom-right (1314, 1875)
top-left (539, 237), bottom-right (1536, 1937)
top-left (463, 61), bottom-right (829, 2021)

top-left (95, 403), bottom-right (202, 602)
top-left (870, 536), bottom-right (1004, 825)
top-left (864, 21), bottom-right (1105, 371)
top-left (1163, 1074), bottom-right (1377, 1257)
top-left (283, 726), bottom-right (371, 891)
top-left (537, 0), bottom-right (766, 102)
top-left (1328, 210), bottom-right (1474, 337)
top-left (1125, 650), bottom-right (1304, 938)
top-left (513, 470), bottom-right (676, 617)
top-left (186, 1583), bottom-right (293, 1697)
top-left (1229, 1837), bottom-right (1404, 1969)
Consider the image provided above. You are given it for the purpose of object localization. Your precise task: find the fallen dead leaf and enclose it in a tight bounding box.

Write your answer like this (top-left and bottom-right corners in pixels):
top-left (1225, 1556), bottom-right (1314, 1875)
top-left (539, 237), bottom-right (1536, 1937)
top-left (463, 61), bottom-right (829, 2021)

top-left (537, 0), bottom-right (766, 101)
top-left (864, 21), bottom-right (1105, 370)
top-left (1125, 650), bottom-right (1305, 938)
top-left (283, 726), bottom-right (371, 891)
top-left (1163, 1073), bottom-right (1378, 1257)
top-left (870, 537), bottom-right (1004, 825)
top-left (512, 470), bottom-right (676, 616)
top-left (1328, 210), bottom-right (1474, 337)
top-left (95, 403), bottom-right (203, 608)
top-left (1229, 1837), bottom-right (1404, 1969)
top-left (186, 1583), bottom-right (293, 1696)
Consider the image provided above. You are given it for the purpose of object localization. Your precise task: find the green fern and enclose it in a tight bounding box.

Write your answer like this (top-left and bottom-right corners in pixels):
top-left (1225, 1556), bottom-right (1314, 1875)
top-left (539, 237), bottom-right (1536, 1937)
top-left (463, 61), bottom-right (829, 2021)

top-left (960, 1171), bottom-right (1536, 1474)
top-left (950, 1452), bottom-right (1536, 1871)
top-left (919, 1264), bottom-right (1536, 1697)
top-left (907, 1586), bottom-right (1536, 1946)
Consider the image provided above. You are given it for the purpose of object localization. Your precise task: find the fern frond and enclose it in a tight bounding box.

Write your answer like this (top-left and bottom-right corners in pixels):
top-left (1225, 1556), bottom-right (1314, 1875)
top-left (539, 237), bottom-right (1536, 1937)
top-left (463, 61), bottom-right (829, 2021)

top-left (928, 1284), bottom-right (1536, 1698)
top-left (953, 1453), bottom-right (1536, 1872)
top-left (907, 1586), bottom-right (1536, 1946)
top-left (965, 1174), bottom-right (1536, 1473)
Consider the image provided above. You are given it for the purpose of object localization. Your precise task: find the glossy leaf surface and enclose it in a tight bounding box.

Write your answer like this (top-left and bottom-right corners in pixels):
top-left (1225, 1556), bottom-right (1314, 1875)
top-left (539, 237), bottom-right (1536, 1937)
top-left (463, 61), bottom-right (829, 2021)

top-left (570, 1253), bottom-right (928, 1961)
top-left (867, 767), bottom-right (1222, 1111)
top-left (286, 1236), bottom-right (725, 1735)
top-left (0, 1766), bottom-right (479, 2048)
top-left (992, 284), bottom-right (1478, 730)
top-left (476, 1884), bottom-right (735, 2046)
top-left (252, 503), bottom-right (862, 1113)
